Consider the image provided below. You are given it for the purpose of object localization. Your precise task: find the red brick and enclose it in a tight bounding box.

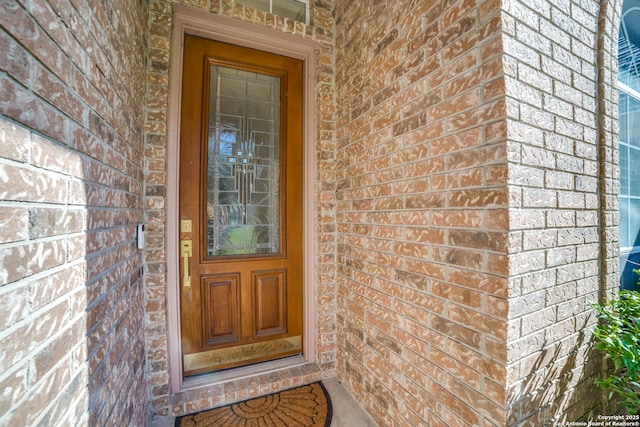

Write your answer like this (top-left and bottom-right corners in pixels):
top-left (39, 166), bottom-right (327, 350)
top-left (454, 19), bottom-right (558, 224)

top-left (0, 29), bottom-right (32, 85)
top-left (33, 61), bottom-right (85, 124)
top-left (30, 319), bottom-right (84, 384)
top-left (0, 239), bottom-right (67, 284)
top-left (0, 207), bottom-right (29, 244)
top-left (449, 188), bottom-right (508, 207)
top-left (30, 264), bottom-right (84, 310)
top-left (0, 1), bottom-right (72, 82)
top-left (0, 77), bottom-right (67, 142)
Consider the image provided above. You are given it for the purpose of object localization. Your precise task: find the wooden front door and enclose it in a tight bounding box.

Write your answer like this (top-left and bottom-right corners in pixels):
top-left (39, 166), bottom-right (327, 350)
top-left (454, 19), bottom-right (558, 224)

top-left (179, 35), bottom-right (303, 376)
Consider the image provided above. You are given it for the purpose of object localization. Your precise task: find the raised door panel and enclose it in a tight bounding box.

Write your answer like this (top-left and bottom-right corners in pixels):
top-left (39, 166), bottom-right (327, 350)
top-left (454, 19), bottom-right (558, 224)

top-left (201, 274), bottom-right (240, 347)
top-left (253, 269), bottom-right (287, 337)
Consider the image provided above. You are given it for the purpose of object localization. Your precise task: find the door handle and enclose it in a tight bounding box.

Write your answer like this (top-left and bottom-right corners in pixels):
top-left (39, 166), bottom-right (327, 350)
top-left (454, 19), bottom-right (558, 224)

top-left (181, 239), bottom-right (193, 289)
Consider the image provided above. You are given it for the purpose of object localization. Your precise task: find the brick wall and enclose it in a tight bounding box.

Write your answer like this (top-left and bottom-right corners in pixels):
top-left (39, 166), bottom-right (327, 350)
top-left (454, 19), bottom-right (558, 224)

top-left (0, 0), bottom-right (625, 424)
top-left (503, 0), bottom-right (621, 424)
top-left (0, 0), bottom-right (148, 425)
top-left (334, 0), bottom-right (509, 425)
top-left (143, 0), bottom-right (338, 417)
top-left (334, 0), bottom-right (622, 426)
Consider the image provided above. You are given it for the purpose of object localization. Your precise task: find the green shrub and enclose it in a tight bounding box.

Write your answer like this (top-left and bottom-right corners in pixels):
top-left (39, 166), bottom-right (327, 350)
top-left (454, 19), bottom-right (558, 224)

top-left (591, 277), bottom-right (640, 415)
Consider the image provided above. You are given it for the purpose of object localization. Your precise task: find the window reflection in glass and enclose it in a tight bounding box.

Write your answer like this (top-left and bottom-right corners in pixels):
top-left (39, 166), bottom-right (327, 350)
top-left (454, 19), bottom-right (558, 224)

top-left (618, 1), bottom-right (640, 290)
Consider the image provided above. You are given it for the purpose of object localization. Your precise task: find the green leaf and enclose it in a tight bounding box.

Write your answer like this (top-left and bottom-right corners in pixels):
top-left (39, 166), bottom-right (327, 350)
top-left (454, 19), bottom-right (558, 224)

top-left (591, 288), bottom-right (640, 414)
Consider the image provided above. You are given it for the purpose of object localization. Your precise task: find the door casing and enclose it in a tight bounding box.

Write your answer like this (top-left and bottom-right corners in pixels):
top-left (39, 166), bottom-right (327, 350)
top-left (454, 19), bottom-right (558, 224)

top-left (166, 6), bottom-right (319, 392)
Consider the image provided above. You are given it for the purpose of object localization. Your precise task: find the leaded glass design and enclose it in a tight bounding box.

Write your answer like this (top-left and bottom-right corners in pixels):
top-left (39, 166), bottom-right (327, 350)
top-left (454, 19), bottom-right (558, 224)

top-left (206, 65), bottom-right (281, 256)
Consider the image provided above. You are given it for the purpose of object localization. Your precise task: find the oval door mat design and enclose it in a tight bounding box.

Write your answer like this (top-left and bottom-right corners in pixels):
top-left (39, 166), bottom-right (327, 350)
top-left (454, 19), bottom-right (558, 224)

top-left (175, 382), bottom-right (332, 427)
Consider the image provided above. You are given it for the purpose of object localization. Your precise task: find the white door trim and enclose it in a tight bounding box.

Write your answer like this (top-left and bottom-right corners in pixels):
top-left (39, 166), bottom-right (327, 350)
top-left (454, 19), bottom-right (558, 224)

top-left (165, 5), bottom-right (319, 393)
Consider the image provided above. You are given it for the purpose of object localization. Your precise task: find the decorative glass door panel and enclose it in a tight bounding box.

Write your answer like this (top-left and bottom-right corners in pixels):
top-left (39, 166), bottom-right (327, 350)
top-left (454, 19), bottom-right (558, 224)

top-left (179, 35), bottom-right (303, 375)
top-left (207, 66), bottom-right (281, 256)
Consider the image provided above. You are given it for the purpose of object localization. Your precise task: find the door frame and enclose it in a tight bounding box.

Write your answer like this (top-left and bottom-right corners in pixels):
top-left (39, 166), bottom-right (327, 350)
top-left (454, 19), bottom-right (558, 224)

top-left (166, 5), bottom-right (319, 393)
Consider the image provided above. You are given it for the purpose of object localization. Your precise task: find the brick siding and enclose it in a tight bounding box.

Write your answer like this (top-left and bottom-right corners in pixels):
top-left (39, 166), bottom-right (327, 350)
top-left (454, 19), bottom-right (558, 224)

top-left (502, 0), bottom-right (620, 423)
top-left (0, 0), bottom-right (625, 425)
top-left (334, 1), bottom-right (509, 425)
top-left (334, 0), bottom-right (621, 426)
top-left (0, 0), bottom-right (148, 425)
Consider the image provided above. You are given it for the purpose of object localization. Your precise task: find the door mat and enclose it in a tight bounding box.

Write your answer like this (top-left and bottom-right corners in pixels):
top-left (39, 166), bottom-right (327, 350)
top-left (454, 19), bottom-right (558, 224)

top-left (175, 382), bottom-right (332, 427)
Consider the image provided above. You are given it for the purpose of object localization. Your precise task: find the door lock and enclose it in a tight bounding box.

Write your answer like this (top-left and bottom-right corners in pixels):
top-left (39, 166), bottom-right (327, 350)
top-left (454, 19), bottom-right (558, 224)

top-left (181, 239), bottom-right (193, 289)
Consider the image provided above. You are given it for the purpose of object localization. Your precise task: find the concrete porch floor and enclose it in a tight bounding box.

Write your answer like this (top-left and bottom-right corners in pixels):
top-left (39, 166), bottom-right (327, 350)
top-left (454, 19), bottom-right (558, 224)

top-left (149, 377), bottom-right (377, 426)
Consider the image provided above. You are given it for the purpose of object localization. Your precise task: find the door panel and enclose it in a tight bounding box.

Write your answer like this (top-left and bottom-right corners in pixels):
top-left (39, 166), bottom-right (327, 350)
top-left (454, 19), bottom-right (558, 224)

top-left (253, 269), bottom-right (287, 337)
top-left (179, 35), bottom-right (303, 375)
top-left (201, 274), bottom-right (240, 346)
